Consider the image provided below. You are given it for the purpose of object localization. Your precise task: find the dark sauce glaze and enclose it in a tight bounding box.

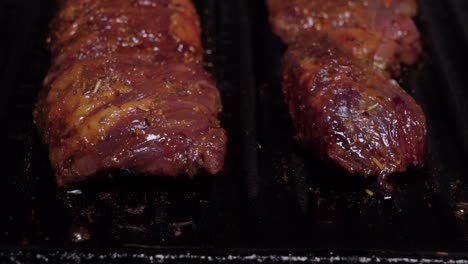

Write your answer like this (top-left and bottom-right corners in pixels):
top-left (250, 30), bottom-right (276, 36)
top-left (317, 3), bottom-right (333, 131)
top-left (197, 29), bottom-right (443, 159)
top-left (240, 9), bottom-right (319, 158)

top-left (34, 0), bottom-right (226, 186)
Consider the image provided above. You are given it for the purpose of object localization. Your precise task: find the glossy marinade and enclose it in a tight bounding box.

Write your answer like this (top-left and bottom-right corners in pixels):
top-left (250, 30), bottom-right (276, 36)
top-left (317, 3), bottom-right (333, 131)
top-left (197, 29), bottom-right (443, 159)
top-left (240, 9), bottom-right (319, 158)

top-left (34, 0), bottom-right (227, 186)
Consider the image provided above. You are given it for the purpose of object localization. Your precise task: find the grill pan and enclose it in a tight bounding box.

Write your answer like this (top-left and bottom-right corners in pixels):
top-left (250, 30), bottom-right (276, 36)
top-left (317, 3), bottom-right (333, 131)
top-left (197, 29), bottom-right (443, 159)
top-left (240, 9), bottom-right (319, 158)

top-left (0, 0), bottom-right (468, 263)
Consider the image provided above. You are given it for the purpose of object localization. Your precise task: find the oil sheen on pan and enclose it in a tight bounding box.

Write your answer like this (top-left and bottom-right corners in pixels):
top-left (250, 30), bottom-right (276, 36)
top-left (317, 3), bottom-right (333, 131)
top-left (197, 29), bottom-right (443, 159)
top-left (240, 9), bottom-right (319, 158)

top-left (266, 0), bottom-right (427, 190)
top-left (33, 0), bottom-right (227, 187)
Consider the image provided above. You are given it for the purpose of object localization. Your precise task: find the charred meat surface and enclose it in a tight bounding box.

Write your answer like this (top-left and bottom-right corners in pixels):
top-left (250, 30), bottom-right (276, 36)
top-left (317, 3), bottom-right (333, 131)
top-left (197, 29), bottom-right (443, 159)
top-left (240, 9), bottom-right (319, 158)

top-left (34, 0), bottom-right (227, 186)
top-left (267, 0), bottom-right (427, 187)
top-left (267, 0), bottom-right (422, 74)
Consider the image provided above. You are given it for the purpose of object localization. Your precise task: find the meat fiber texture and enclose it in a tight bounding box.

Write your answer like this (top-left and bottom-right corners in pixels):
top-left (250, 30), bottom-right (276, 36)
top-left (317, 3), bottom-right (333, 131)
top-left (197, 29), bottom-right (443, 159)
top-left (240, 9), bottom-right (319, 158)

top-left (267, 0), bottom-right (426, 188)
top-left (34, 0), bottom-right (227, 186)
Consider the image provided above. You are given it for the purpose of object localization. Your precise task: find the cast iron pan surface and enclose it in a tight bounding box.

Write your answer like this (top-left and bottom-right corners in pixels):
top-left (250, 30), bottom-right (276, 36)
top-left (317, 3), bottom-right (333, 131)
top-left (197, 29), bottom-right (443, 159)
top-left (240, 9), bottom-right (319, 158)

top-left (1, 0), bottom-right (468, 263)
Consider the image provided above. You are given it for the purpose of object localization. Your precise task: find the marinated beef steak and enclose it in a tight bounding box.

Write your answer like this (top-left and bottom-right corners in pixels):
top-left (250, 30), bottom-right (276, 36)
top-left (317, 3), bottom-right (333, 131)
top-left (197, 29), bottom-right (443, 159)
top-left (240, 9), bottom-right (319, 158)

top-left (267, 0), bottom-right (426, 188)
top-left (34, 0), bottom-right (227, 186)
